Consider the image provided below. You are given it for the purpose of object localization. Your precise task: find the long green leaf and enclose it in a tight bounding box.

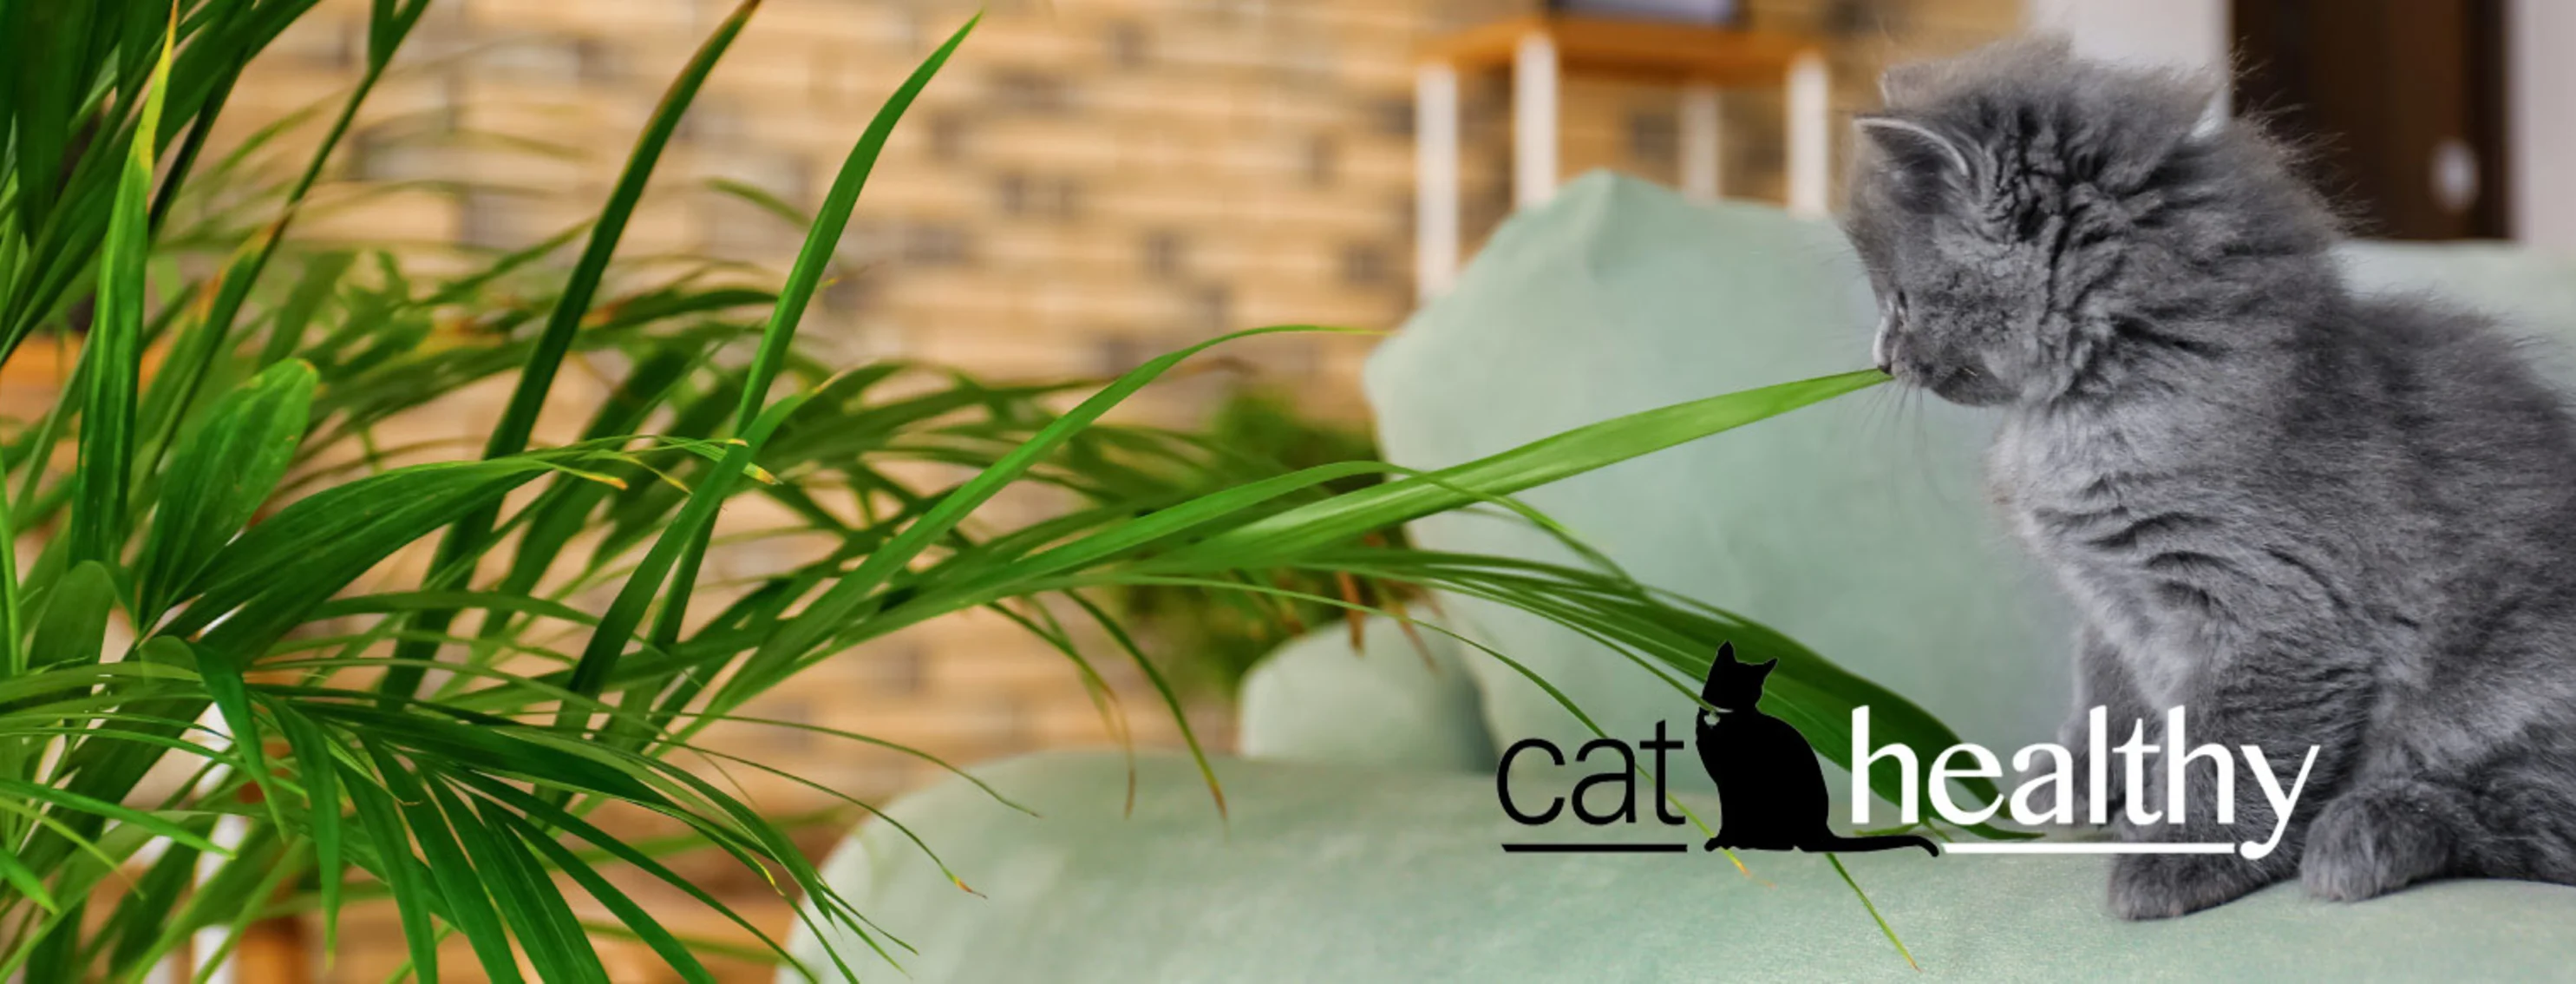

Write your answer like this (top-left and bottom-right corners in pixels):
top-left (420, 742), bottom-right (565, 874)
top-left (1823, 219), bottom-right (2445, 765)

top-left (133, 359), bottom-right (316, 624)
top-left (365, 745), bottom-right (526, 984)
top-left (635, 12), bottom-right (979, 722)
top-left (734, 14), bottom-right (976, 427)
top-left (553, 397), bottom-right (806, 732)
top-left (0, 471), bottom-right (22, 679)
top-left (169, 451), bottom-right (618, 654)
top-left (452, 772), bottom-right (814, 974)
top-left (1158, 369), bottom-right (1886, 568)
top-left (484, 0), bottom-right (760, 465)
top-left (65, 12), bottom-right (173, 569)
top-left (437, 777), bottom-right (608, 984)
top-left (501, 808), bottom-right (720, 984)
top-left (0, 845), bottom-right (56, 915)
top-left (343, 761), bottom-right (440, 982)
top-left (98, 821), bottom-right (206, 972)
top-left (25, 561), bottom-right (115, 674)
top-left (0, 777), bottom-right (222, 853)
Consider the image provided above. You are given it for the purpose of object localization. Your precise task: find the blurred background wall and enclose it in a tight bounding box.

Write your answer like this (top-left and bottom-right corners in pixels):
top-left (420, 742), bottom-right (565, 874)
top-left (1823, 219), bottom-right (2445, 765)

top-left (191, 0), bottom-right (2565, 978)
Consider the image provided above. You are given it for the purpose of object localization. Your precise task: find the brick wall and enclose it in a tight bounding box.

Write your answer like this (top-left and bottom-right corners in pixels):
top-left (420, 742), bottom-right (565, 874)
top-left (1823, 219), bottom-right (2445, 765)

top-left (206, 0), bottom-right (2020, 979)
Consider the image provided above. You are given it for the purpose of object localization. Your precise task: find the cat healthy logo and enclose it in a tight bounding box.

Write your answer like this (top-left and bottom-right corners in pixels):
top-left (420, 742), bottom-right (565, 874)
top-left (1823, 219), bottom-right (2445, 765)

top-left (1495, 643), bottom-right (2321, 858)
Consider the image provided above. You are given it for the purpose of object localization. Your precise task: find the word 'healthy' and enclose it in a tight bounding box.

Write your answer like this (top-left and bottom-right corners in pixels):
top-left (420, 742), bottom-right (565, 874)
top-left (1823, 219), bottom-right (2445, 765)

top-left (1854, 705), bottom-right (2320, 858)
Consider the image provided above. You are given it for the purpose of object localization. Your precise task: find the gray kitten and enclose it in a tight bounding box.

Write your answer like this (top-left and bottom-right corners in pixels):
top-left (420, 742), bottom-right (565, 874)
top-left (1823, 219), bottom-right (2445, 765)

top-left (1846, 39), bottom-right (2576, 919)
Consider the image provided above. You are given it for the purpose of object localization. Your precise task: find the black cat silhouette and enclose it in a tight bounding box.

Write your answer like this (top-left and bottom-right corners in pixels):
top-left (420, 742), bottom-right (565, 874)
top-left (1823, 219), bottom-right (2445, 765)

top-left (1695, 643), bottom-right (1939, 856)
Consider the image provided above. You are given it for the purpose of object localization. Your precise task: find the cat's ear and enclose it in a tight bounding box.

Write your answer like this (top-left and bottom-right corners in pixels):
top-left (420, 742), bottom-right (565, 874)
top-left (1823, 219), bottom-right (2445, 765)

top-left (1754, 659), bottom-right (1778, 677)
top-left (1716, 642), bottom-right (1738, 664)
top-left (2187, 99), bottom-right (2227, 144)
top-left (1877, 63), bottom-right (1933, 106)
top-left (1855, 114), bottom-right (1974, 187)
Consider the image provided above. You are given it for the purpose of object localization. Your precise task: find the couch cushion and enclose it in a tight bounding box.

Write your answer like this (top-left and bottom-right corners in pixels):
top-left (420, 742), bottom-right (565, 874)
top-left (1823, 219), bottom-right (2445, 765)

top-left (2338, 240), bottom-right (2576, 345)
top-left (1365, 172), bottom-right (2073, 791)
top-left (1237, 616), bottom-right (1497, 772)
top-left (785, 751), bottom-right (2576, 981)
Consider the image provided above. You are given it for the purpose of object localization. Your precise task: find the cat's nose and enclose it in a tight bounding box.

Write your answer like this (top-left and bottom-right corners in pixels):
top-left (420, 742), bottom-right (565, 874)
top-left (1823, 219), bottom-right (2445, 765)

top-left (1871, 302), bottom-right (1899, 374)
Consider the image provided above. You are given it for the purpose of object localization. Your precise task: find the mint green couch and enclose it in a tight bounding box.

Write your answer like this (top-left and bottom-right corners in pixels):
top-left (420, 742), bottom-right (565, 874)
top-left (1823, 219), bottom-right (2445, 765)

top-left (786, 174), bottom-right (2576, 981)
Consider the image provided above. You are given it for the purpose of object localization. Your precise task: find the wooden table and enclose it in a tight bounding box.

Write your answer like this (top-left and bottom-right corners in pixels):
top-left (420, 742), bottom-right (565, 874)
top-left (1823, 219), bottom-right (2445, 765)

top-left (1415, 14), bottom-right (1830, 298)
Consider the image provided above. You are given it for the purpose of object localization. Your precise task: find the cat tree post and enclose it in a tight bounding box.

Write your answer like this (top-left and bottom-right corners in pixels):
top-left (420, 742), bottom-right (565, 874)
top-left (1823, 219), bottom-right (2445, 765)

top-left (1787, 49), bottom-right (1831, 217)
top-left (1415, 62), bottom-right (1461, 301)
top-left (1514, 30), bottom-right (1561, 208)
top-left (1681, 81), bottom-right (1723, 200)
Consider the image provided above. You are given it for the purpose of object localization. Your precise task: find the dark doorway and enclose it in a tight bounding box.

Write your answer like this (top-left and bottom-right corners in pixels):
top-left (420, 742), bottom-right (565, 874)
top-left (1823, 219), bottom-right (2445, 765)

top-left (2232, 0), bottom-right (2511, 239)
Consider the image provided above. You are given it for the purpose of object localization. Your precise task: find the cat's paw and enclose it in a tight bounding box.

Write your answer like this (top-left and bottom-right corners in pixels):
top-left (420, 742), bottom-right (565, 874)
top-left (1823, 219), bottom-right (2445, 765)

top-left (2108, 851), bottom-right (2276, 920)
top-left (2300, 783), bottom-right (2455, 902)
top-left (1703, 836), bottom-right (1727, 852)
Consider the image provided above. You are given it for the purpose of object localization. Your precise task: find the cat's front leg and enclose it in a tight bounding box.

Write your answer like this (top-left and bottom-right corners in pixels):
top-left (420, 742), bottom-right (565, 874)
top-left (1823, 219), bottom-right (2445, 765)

top-left (2025, 624), bottom-right (2145, 824)
top-left (2107, 633), bottom-right (2367, 920)
top-left (2068, 625), bottom-right (2147, 823)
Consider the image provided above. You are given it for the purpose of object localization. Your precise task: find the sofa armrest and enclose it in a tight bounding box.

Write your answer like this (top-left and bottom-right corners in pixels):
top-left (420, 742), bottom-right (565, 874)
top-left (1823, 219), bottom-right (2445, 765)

top-left (1235, 615), bottom-right (1495, 773)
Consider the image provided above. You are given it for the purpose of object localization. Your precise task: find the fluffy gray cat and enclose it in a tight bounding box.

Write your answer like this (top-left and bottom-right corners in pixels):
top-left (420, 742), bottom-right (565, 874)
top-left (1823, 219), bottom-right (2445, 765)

top-left (1846, 39), bottom-right (2576, 919)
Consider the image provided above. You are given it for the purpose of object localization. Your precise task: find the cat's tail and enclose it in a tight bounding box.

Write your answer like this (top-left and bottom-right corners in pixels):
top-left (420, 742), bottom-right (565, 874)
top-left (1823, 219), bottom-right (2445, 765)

top-left (1805, 834), bottom-right (1940, 857)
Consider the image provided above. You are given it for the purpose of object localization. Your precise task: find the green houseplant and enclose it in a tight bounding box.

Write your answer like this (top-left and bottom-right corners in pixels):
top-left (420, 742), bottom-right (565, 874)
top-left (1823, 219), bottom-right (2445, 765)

top-left (0, 2), bottom-right (2003, 979)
